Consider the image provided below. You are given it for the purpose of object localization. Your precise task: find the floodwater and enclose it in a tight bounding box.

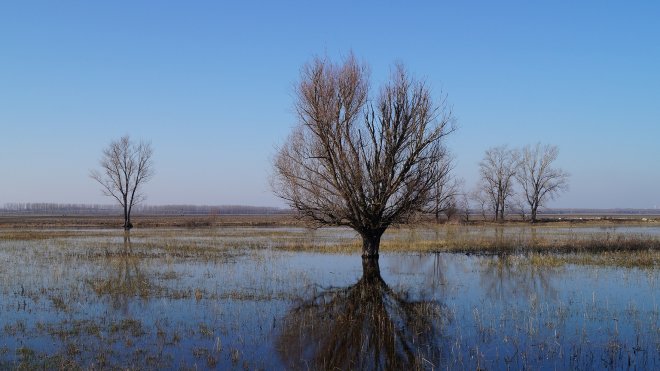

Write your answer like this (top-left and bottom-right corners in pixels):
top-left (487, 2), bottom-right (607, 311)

top-left (0, 228), bottom-right (659, 369)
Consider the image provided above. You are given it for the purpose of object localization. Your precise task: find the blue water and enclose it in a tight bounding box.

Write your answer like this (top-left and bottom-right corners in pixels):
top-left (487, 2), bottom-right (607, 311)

top-left (0, 236), bottom-right (658, 369)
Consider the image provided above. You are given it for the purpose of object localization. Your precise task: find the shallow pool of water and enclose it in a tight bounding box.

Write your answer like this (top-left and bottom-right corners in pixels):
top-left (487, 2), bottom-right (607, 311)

top-left (0, 230), bottom-right (658, 369)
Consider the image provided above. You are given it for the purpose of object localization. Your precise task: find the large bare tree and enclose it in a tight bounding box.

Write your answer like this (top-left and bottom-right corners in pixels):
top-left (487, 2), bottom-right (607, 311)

top-left (478, 145), bottom-right (519, 221)
top-left (90, 135), bottom-right (154, 230)
top-left (273, 55), bottom-right (454, 258)
top-left (516, 143), bottom-right (569, 222)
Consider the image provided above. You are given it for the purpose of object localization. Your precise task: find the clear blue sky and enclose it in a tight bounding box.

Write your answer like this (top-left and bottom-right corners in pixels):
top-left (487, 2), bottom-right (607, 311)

top-left (1, 1), bottom-right (658, 209)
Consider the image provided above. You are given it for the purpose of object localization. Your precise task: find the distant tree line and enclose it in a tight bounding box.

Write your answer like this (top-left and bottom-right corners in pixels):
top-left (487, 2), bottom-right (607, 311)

top-left (2, 203), bottom-right (120, 214)
top-left (137, 205), bottom-right (290, 215)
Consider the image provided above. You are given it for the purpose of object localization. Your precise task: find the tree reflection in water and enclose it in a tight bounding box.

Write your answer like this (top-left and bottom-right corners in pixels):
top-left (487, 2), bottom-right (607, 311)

top-left (276, 258), bottom-right (451, 370)
top-left (90, 232), bottom-right (150, 311)
top-left (480, 254), bottom-right (559, 302)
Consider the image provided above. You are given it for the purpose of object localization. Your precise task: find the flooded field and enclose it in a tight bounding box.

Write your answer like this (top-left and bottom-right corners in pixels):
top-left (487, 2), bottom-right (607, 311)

top-left (1, 226), bottom-right (659, 369)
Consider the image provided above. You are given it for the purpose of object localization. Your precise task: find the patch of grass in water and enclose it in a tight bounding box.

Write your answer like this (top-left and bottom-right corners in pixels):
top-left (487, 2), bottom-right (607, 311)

top-left (109, 318), bottom-right (144, 337)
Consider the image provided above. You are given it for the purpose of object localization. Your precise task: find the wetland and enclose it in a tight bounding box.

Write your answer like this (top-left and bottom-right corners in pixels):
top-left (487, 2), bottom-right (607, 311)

top-left (1, 222), bottom-right (659, 369)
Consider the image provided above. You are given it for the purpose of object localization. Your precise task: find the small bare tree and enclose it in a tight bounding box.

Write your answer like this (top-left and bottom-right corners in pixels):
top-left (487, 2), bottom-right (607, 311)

top-left (478, 146), bottom-right (519, 221)
top-left (512, 196), bottom-right (529, 221)
top-left (90, 135), bottom-right (154, 230)
top-left (273, 55), bottom-right (454, 258)
top-left (459, 193), bottom-right (471, 223)
top-left (470, 187), bottom-right (490, 221)
top-left (428, 153), bottom-right (462, 223)
top-left (516, 143), bottom-right (569, 223)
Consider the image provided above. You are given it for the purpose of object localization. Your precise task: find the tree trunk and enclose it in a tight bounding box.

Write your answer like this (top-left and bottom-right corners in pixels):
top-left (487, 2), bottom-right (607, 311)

top-left (361, 256), bottom-right (382, 283)
top-left (530, 206), bottom-right (538, 223)
top-left (123, 203), bottom-right (133, 230)
top-left (361, 230), bottom-right (383, 258)
top-left (498, 204), bottom-right (505, 222)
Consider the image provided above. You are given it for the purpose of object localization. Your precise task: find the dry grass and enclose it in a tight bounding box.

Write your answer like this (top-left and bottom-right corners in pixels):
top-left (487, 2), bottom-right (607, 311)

top-left (381, 233), bottom-right (660, 254)
top-left (1, 213), bottom-right (657, 230)
top-left (1, 222), bottom-right (659, 268)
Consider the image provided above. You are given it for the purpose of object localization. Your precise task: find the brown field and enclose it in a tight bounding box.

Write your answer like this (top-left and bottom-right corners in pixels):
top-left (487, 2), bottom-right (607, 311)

top-left (0, 214), bottom-right (298, 229)
top-left (0, 213), bottom-right (658, 230)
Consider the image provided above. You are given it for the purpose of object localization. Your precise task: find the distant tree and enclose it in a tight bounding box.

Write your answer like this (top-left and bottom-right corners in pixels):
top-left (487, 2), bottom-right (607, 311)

top-left (512, 196), bottom-right (529, 221)
top-left (478, 146), bottom-right (519, 221)
top-left (90, 135), bottom-right (154, 230)
top-left (459, 193), bottom-right (471, 223)
top-left (470, 187), bottom-right (489, 221)
top-left (444, 200), bottom-right (460, 222)
top-left (516, 143), bottom-right (569, 223)
top-left (428, 153), bottom-right (463, 223)
top-left (272, 54), bottom-right (455, 258)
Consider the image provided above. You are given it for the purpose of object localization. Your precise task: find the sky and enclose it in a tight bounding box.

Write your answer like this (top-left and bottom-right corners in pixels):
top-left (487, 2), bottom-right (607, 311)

top-left (0, 1), bottom-right (658, 209)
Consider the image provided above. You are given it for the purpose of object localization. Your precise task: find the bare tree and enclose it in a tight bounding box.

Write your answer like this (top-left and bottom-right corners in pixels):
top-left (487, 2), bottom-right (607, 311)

top-left (516, 143), bottom-right (569, 223)
top-left (478, 145), bottom-right (519, 221)
top-left (428, 152), bottom-right (463, 223)
top-left (459, 193), bottom-right (471, 223)
top-left (90, 135), bottom-right (154, 230)
top-left (470, 187), bottom-right (489, 221)
top-left (512, 196), bottom-right (529, 221)
top-left (272, 55), bottom-right (454, 258)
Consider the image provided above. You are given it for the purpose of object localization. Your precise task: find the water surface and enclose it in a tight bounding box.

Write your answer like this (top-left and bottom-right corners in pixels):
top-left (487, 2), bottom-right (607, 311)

top-left (0, 228), bottom-right (658, 369)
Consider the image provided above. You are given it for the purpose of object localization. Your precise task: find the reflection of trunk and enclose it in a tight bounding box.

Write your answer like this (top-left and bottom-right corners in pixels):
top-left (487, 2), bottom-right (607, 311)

top-left (531, 227), bottom-right (538, 243)
top-left (480, 255), bottom-right (558, 301)
top-left (123, 232), bottom-right (132, 252)
top-left (276, 258), bottom-right (448, 370)
top-left (495, 227), bottom-right (504, 245)
top-left (360, 229), bottom-right (384, 258)
top-left (91, 231), bottom-right (148, 311)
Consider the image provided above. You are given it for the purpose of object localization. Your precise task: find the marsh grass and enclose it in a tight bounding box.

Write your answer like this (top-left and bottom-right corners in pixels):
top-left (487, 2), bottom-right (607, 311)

top-left (2, 224), bottom-right (659, 269)
top-left (222, 225), bottom-right (660, 267)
